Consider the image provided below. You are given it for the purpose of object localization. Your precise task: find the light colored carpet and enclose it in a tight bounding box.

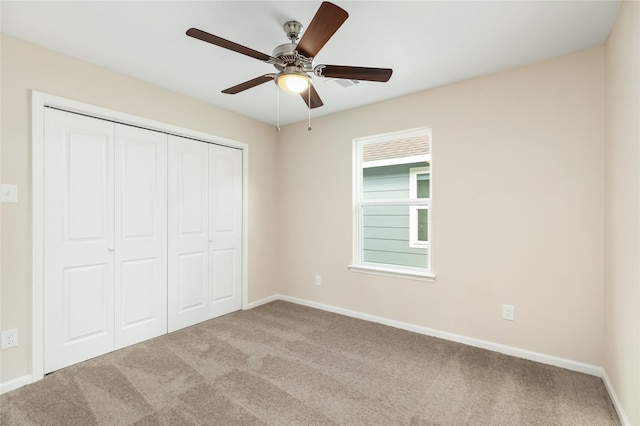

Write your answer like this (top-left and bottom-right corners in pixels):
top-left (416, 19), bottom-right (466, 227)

top-left (1, 301), bottom-right (620, 425)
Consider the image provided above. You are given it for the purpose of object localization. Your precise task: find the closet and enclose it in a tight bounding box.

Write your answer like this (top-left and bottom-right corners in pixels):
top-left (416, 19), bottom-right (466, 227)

top-left (42, 108), bottom-right (242, 373)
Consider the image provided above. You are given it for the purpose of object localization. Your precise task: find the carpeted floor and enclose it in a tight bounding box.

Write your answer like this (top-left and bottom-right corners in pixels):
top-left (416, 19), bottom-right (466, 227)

top-left (1, 301), bottom-right (620, 425)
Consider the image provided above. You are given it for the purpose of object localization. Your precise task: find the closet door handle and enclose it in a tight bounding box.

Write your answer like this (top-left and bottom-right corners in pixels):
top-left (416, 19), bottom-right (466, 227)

top-left (108, 246), bottom-right (114, 252)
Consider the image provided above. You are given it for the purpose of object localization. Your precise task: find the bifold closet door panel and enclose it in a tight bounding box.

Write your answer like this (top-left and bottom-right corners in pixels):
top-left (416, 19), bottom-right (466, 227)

top-left (168, 135), bottom-right (210, 332)
top-left (114, 125), bottom-right (168, 349)
top-left (209, 144), bottom-right (243, 318)
top-left (42, 107), bottom-right (244, 372)
top-left (43, 108), bottom-right (116, 373)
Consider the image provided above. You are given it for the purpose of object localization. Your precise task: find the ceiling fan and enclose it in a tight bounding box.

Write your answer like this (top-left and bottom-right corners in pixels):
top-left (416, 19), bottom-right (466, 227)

top-left (186, 1), bottom-right (393, 110)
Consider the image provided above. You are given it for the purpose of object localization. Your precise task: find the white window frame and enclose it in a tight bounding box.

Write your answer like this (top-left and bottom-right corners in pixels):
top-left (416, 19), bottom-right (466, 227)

top-left (409, 166), bottom-right (430, 249)
top-left (349, 128), bottom-right (435, 282)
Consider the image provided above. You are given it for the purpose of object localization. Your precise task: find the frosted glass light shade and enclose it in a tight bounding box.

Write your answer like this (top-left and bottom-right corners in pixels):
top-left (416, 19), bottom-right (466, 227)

top-left (276, 72), bottom-right (310, 94)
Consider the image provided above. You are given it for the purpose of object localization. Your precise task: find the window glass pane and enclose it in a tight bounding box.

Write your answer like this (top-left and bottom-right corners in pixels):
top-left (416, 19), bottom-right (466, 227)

top-left (363, 162), bottom-right (427, 200)
top-left (417, 174), bottom-right (430, 199)
top-left (417, 208), bottom-right (428, 242)
top-left (362, 205), bottom-right (427, 268)
top-left (362, 137), bottom-right (429, 163)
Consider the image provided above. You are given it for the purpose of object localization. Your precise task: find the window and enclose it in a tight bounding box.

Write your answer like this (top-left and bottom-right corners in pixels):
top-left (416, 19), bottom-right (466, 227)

top-left (409, 166), bottom-right (429, 249)
top-left (350, 128), bottom-right (434, 281)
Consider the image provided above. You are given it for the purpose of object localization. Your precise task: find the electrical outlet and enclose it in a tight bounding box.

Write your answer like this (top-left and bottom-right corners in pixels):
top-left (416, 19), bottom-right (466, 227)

top-left (314, 274), bottom-right (322, 286)
top-left (1, 329), bottom-right (18, 349)
top-left (502, 304), bottom-right (515, 321)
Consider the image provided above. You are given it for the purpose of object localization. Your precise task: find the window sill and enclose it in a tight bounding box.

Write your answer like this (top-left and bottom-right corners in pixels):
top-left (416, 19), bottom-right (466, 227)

top-left (348, 263), bottom-right (436, 282)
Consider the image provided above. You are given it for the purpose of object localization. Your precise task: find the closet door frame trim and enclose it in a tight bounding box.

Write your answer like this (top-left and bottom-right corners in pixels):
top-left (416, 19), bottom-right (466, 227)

top-left (31, 90), bottom-right (249, 383)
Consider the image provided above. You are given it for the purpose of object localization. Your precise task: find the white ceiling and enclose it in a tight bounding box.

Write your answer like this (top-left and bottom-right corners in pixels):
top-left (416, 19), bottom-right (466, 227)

top-left (1, 1), bottom-right (621, 126)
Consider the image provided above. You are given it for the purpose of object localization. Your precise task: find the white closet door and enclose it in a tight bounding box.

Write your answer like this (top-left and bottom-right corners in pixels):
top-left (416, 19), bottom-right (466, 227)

top-left (44, 108), bottom-right (115, 373)
top-left (209, 144), bottom-right (243, 318)
top-left (168, 135), bottom-right (210, 332)
top-left (114, 125), bottom-right (168, 349)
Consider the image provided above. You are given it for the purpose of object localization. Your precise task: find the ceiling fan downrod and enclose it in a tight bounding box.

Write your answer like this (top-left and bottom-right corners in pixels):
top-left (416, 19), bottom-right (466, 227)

top-left (283, 21), bottom-right (303, 42)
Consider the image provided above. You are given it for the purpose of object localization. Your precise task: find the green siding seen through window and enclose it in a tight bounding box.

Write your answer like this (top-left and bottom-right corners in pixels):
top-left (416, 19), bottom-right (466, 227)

top-left (362, 162), bottom-right (428, 268)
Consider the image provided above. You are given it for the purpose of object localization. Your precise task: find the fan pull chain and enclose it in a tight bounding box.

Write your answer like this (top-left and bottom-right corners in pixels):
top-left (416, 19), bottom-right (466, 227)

top-left (276, 85), bottom-right (281, 132)
top-left (307, 88), bottom-right (312, 131)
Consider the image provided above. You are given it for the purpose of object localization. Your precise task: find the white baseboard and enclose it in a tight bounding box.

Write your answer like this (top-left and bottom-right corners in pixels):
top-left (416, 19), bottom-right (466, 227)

top-left (601, 369), bottom-right (631, 426)
top-left (244, 294), bottom-right (280, 310)
top-left (0, 374), bottom-right (33, 395)
top-left (248, 293), bottom-right (604, 378)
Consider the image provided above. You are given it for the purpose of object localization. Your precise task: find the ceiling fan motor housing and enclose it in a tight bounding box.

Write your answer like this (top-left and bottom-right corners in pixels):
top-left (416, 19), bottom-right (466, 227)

top-left (272, 42), bottom-right (314, 72)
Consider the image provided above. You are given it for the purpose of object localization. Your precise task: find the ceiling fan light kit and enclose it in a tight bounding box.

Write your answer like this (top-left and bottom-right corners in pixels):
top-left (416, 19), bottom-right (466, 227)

top-left (186, 1), bottom-right (393, 124)
top-left (276, 70), bottom-right (310, 94)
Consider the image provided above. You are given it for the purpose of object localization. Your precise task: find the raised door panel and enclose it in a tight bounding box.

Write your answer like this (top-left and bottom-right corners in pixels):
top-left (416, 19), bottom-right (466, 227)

top-left (64, 265), bottom-right (111, 343)
top-left (209, 144), bottom-right (242, 317)
top-left (168, 135), bottom-right (210, 332)
top-left (210, 248), bottom-right (239, 301)
top-left (178, 252), bottom-right (207, 310)
top-left (114, 125), bottom-right (168, 349)
top-left (44, 108), bottom-right (115, 373)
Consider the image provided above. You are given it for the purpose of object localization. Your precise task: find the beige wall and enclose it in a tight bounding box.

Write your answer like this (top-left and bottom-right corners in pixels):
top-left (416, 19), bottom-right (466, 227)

top-left (604, 2), bottom-right (640, 425)
top-left (278, 47), bottom-right (606, 365)
top-left (0, 34), bottom-right (280, 382)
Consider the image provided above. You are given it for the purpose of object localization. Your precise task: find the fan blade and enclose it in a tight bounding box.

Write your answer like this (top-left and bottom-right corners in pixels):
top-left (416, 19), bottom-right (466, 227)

top-left (186, 28), bottom-right (272, 62)
top-left (316, 65), bottom-right (393, 82)
top-left (300, 84), bottom-right (324, 109)
top-left (296, 2), bottom-right (348, 58)
top-left (222, 74), bottom-right (275, 94)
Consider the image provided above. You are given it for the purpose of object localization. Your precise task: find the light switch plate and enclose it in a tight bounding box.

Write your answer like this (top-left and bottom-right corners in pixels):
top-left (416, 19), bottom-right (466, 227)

top-left (0, 184), bottom-right (18, 203)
